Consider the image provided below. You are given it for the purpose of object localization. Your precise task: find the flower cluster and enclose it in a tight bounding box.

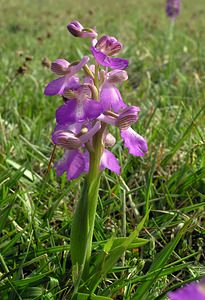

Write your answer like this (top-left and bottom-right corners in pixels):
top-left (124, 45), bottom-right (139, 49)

top-left (166, 0), bottom-right (181, 19)
top-left (45, 21), bottom-right (148, 181)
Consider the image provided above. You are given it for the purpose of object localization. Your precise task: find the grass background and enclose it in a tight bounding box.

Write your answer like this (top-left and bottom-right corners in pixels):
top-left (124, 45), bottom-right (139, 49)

top-left (0, 0), bottom-right (205, 299)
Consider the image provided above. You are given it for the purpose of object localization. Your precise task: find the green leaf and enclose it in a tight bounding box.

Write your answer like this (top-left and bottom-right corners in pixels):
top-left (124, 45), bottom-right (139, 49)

top-left (87, 211), bottom-right (149, 293)
top-left (132, 220), bottom-right (191, 300)
top-left (73, 293), bottom-right (112, 300)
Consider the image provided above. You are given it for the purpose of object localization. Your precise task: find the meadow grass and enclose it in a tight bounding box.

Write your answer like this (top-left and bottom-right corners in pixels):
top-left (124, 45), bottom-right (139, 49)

top-left (0, 0), bottom-right (205, 299)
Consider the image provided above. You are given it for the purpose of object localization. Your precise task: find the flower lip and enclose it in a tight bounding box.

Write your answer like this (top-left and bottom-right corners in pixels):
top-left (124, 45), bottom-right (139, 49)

top-left (67, 20), bottom-right (98, 38)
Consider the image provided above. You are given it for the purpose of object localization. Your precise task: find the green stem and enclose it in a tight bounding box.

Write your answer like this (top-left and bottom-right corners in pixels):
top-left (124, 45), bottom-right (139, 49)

top-left (70, 128), bottom-right (104, 283)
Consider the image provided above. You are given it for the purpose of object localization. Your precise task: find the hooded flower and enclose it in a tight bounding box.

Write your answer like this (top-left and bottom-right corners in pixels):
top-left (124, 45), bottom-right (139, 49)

top-left (91, 35), bottom-right (128, 70)
top-left (98, 106), bottom-right (148, 157)
top-left (44, 56), bottom-right (89, 96)
top-left (67, 20), bottom-right (98, 38)
top-left (53, 121), bottom-right (101, 180)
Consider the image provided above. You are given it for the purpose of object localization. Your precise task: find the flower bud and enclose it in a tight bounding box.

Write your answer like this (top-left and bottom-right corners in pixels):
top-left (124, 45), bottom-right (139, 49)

top-left (104, 133), bottom-right (116, 147)
top-left (117, 106), bottom-right (140, 130)
top-left (67, 21), bottom-right (98, 38)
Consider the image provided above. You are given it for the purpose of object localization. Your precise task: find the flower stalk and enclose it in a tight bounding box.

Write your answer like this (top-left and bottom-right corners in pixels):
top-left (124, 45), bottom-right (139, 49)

top-left (44, 20), bottom-right (148, 289)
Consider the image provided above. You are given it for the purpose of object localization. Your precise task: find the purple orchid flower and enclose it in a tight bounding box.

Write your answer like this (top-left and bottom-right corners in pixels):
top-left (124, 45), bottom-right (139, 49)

top-left (56, 85), bottom-right (103, 124)
top-left (98, 106), bottom-right (148, 157)
top-left (44, 56), bottom-right (89, 96)
top-left (53, 121), bottom-right (101, 180)
top-left (46, 21), bottom-right (148, 182)
top-left (67, 20), bottom-right (98, 38)
top-left (100, 69), bottom-right (128, 113)
top-left (55, 149), bottom-right (85, 181)
top-left (166, 0), bottom-right (180, 19)
top-left (91, 35), bottom-right (128, 70)
top-left (168, 279), bottom-right (205, 300)
top-left (52, 121), bottom-right (101, 149)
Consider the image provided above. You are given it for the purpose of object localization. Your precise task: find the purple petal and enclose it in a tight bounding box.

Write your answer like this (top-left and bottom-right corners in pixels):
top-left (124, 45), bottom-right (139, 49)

top-left (168, 281), bottom-right (205, 300)
top-left (83, 149), bottom-right (120, 174)
top-left (100, 149), bottom-right (121, 174)
top-left (54, 150), bottom-right (85, 181)
top-left (56, 98), bottom-right (103, 124)
top-left (100, 82), bottom-right (126, 113)
top-left (45, 76), bottom-right (80, 96)
top-left (53, 122), bottom-right (84, 137)
top-left (121, 128), bottom-right (148, 157)
top-left (107, 69), bottom-right (128, 84)
top-left (91, 46), bottom-right (128, 70)
top-left (69, 56), bottom-right (89, 76)
top-left (64, 76), bottom-right (81, 90)
top-left (44, 77), bottom-right (67, 96)
top-left (51, 59), bottom-right (70, 75)
top-left (80, 121), bottom-right (101, 144)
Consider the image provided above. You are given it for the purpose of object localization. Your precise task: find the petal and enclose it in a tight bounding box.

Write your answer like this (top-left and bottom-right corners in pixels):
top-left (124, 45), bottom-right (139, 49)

top-left (121, 128), bottom-right (148, 157)
top-left (168, 282), bottom-right (205, 300)
top-left (53, 122), bottom-right (83, 135)
top-left (44, 76), bottom-right (80, 96)
top-left (117, 106), bottom-right (140, 130)
top-left (51, 59), bottom-right (70, 75)
top-left (54, 150), bottom-right (85, 181)
top-left (107, 69), bottom-right (128, 84)
top-left (44, 77), bottom-right (67, 96)
top-left (100, 82), bottom-right (126, 113)
top-left (56, 98), bottom-right (103, 124)
top-left (91, 46), bottom-right (128, 70)
top-left (64, 76), bottom-right (81, 90)
top-left (80, 121), bottom-right (101, 144)
top-left (69, 56), bottom-right (90, 77)
top-left (100, 149), bottom-right (121, 174)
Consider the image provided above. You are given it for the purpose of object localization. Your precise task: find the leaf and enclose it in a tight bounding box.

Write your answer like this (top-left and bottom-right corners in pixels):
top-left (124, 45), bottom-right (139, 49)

top-left (132, 220), bottom-right (191, 300)
top-left (73, 293), bottom-right (112, 300)
top-left (86, 211), bottom-right (149, 293)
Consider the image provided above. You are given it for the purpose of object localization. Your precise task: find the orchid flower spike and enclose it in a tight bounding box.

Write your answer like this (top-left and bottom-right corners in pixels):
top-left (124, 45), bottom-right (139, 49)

top-left (45, 20), bottom-right (148, 181)
top-left (166, 0), bottom-right (181, 19)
